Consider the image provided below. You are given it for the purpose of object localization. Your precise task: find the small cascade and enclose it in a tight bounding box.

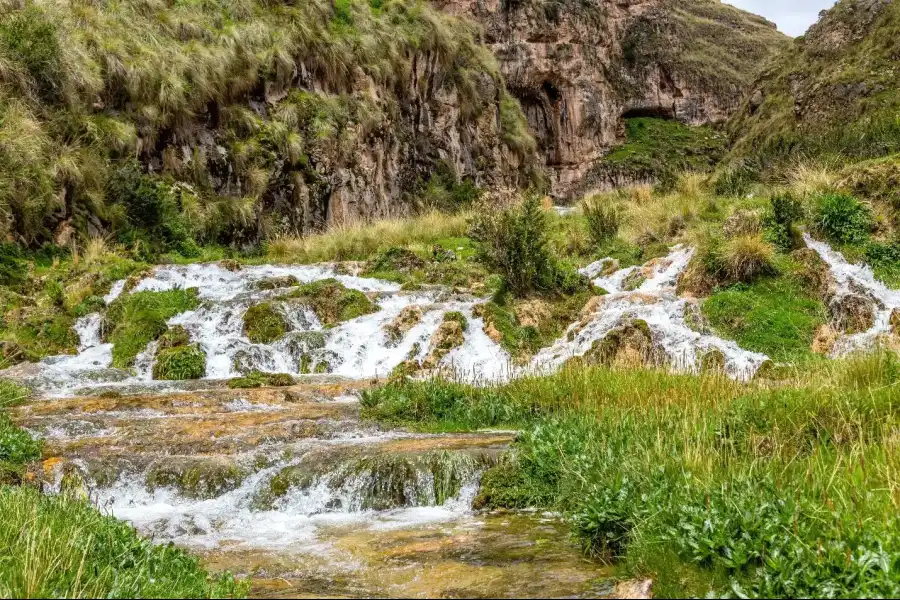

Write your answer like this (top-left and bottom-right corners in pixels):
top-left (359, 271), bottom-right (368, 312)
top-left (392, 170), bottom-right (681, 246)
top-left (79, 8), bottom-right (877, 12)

top-left (804, 234), bottom-right (900, 356)
top-left (532, 245), bottom-right (770, 380)
top-left (17, 386), bottom-right (530, 593)
top-left (74, 313), bottom-right (104, 352)
top-left (27, 263), bottom-right (513, 396)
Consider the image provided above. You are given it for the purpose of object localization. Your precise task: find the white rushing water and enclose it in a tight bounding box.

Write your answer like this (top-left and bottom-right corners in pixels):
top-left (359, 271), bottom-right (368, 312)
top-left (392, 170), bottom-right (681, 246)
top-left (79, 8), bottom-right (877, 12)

top-left (804, 234), bottom-right (900, 356)
top-left (25, 246), bottom-right (787, 394)
top-left (532, 245), bottom-right (770, 380)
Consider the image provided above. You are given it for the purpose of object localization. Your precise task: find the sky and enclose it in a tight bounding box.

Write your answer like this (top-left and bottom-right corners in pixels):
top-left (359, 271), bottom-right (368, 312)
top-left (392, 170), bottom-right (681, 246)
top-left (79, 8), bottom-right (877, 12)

top-left (727, 0), bottom-right (838, 37)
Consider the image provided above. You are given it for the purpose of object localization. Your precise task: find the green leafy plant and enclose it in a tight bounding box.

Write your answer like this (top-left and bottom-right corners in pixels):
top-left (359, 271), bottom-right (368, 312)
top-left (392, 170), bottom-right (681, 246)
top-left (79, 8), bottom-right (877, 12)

top-left (814, 192), bottom-right (873, 245)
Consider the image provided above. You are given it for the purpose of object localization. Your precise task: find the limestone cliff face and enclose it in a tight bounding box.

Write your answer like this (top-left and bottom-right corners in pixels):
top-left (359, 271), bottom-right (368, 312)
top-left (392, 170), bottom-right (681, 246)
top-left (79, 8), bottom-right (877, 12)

top-left (435, 0), bottom-right (790, 197)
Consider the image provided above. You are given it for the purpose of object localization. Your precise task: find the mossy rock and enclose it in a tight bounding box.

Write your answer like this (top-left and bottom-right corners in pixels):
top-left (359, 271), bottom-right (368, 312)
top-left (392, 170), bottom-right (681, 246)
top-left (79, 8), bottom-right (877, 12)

top-left (791, 248), bottom-right (833, 298)
top-left (621, 270), bottom-right (647, 291)
top-left (105, 288), bottom-right (201, 368)
top-left (252, 275), bottom-right (300, 290)
top-left (754, 360), bottom-right (794, 381)
top-left (583, 319), bottom-right (663, 369)
top-left (157, 325), bottom-right (190, 350)
top-left (365, 247), bottom-right (426, 275)
top-left (828, 293), bottom-right (875, 334)
top-left (72, 295), bottom-right (106, 317)
top-left (699, 348), bottom-right (726, 373)
top-left (153, 344), bottom-right (206, 380)
top-left (278, 279), bottom-right (377, 326)
top-left (243, 302), bottom-right (288, 343)
top-left (383, 306), bottom-right (424, 346)
top-left (219, 259), bottom-right (243, 272)
top-left (146, 458), bottom-right (246, 500)
top-left (442, 311), bottom-right (468, 332)
top-left (228, 370), bottom-right (295, 389)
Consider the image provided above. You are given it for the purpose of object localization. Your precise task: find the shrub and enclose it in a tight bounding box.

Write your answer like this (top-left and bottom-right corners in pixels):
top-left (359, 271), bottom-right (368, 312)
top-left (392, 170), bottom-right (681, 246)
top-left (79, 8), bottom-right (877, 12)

top-left (0, 7), bottom-right (64, 102)
top-left (763, 194), bottom-right (803, 250)
top-left (722, 235), bottom-right (776, 283)
top-left (582, 196), bottom-right (621, 246)
top-left (499, 92), bottom-right (537, 157)
top-left (0, 244), bottom-right (28, 289)
top-left (814, 192), bottom-right (873, 245)
top-left (242, 302), bottom-right (287, 343)
top-left (712, 160), bottom-right (759, 197)
top-left (470, 195), bottom-right (588, 296)
top-left (152, 344), bottom-right (206, 380)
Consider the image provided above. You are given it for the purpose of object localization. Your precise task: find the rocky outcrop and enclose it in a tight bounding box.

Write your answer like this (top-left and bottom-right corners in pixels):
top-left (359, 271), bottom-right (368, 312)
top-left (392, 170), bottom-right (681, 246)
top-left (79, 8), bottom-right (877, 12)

top-left (435, 0), bottom-right (789, 197)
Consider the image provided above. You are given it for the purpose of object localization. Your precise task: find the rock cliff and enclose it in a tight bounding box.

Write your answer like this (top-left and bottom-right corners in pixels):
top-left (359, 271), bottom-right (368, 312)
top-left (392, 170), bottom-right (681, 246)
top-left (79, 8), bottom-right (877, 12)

top-left (435, 0), bottom-right (789, 197)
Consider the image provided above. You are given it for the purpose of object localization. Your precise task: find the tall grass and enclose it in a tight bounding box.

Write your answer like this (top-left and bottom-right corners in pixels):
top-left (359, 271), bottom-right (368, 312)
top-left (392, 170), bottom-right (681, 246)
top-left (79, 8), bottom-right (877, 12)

top-left (362, 353), bottom-right (900, 597)
top-left (265, 210), bottom-right (468, 263)
top-left (0, 487), bottom-right (246, 598)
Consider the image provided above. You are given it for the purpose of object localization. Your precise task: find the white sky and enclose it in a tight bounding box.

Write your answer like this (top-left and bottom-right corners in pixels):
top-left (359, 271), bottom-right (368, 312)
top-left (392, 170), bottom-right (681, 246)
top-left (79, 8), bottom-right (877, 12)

top-left (727, 0), bottom-right (838, 37)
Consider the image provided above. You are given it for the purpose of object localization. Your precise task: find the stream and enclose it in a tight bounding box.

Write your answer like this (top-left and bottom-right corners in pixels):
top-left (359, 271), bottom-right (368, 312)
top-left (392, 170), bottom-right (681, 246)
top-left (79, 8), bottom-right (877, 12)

top-left (7, 237), bottom-right (892, 597)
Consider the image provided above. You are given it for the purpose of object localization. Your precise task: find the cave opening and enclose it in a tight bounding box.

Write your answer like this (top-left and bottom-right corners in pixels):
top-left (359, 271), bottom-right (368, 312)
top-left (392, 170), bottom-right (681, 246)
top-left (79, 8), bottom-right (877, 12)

top-left (621, 106), bottom-right (676, 120)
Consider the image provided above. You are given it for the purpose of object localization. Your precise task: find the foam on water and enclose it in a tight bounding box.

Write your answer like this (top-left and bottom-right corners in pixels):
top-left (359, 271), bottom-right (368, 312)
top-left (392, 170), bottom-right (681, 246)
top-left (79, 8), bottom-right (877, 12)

top-left (804, 234), bottom-right (900, 355)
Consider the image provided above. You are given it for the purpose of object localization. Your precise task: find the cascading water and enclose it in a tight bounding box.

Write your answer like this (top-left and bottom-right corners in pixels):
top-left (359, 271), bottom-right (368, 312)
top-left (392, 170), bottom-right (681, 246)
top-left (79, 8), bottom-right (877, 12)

top-left (804, 234), bottom-right (900, 356)
top-left (532, 245), bottom-right (770, 380)
top-left (13, 383), bottom-right (608, 597)
top-left (24, 246), bottom-right (784, 396)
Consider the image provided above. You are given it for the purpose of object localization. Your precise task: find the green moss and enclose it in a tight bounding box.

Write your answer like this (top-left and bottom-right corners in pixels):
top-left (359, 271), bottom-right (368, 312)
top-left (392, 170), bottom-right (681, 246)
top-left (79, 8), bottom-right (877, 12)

top-left (242, 302), bottom-right (288, 344)
top-left (152, 345), bottom-right (206, 381)
top-left (145, 459), bottom-right (246, 500)
top-left (105, 289), bottom-right (200, 368)
top-left (482, 289), bottom-right (596, 362)
top-left (251, 275), bottom-right (300, 291)
top-left (442, 311), bottom-right (468, 332)
top-left (156, 325), bottom-right (190, 350)
top-left (584, 118), bottom-right (726, 191)
top-left (227, 370), bottom-right (295, 389)
top-left (279, 278), bottom-right (377, 326)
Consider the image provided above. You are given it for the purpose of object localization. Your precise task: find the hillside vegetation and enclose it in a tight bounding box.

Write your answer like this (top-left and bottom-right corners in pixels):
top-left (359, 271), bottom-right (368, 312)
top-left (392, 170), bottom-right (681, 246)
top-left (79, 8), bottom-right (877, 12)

top-left (727, 0), bottom-right (900, 171)
top-left (0, 0), bottom-right (533, 252)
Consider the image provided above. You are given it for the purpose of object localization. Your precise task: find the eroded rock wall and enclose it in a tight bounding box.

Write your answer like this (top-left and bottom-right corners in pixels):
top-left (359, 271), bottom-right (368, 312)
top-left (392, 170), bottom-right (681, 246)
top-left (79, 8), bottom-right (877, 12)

top-left (436, 0), bottom-right (789, 197)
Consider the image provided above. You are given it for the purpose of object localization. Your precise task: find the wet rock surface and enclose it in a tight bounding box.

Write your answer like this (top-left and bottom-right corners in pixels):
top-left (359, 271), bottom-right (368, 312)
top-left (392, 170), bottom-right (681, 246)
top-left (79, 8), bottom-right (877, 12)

top-left (11, 383), bottom-right (613, 598)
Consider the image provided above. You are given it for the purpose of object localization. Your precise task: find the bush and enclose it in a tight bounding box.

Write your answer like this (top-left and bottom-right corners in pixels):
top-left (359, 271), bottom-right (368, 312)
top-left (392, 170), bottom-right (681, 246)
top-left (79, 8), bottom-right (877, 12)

top-left (814, 192), bottom-right (873, 245)
top-left (0, 244), bottom-right (28, 289)
top-left (152, 344), bottom-right (206, 380)
top-left (763, 194), bottom-right (803, 250)
top-left (722, 235), bottom-right (777, 283)
top-left (470, 195), bottom-right (588, 296)
top-left (0, 7), bottom-right (64, 102)
top-left (582, 196), bottom-right (621, 246)
top-left (712, 160), bottom-right (759, 197)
